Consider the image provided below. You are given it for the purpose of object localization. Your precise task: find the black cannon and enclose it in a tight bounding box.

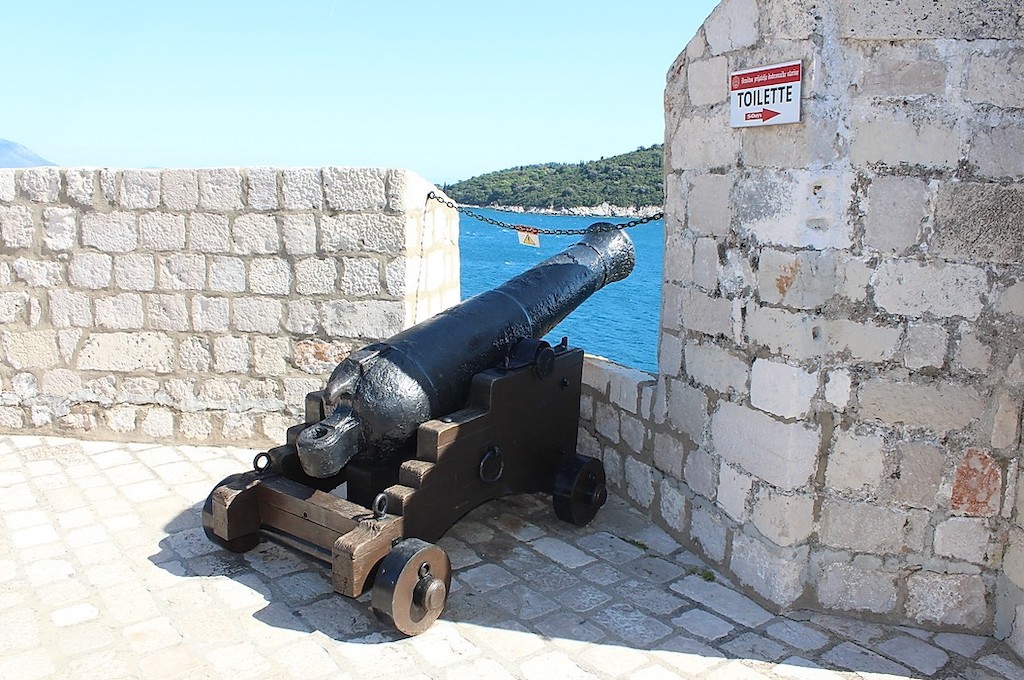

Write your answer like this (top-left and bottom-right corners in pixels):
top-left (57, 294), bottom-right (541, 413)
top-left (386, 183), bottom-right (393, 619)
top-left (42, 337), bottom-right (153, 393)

top-left (203, 228), bottom-right (634, 635)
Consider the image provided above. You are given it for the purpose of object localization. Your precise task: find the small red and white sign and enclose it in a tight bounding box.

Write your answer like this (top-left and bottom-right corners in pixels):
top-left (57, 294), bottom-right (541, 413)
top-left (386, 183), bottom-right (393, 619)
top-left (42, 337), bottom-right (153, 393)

top-left (729, 60), bottom-right (802, 128)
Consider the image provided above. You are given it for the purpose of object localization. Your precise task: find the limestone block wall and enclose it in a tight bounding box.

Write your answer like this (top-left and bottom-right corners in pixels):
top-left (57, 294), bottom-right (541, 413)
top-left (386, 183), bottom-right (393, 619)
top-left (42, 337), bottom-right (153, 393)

top-left (581, 0), bottom-right (1024, 642)
top-left (0, 166), bottom-right (459, 446)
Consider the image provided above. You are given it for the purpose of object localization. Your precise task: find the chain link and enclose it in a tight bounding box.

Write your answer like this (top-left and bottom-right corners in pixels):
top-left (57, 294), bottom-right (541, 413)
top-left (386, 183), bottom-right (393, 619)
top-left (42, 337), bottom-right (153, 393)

top-left (428, 192), bottom-right (663, 236)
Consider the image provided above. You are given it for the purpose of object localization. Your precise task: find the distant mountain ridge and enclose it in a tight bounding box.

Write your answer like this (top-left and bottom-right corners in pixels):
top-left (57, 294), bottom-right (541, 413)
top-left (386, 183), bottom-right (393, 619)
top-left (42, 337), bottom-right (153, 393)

top-left (444, 145), bottom-right (664, 211)
top-left (0, 139), bottom-right (54, 168)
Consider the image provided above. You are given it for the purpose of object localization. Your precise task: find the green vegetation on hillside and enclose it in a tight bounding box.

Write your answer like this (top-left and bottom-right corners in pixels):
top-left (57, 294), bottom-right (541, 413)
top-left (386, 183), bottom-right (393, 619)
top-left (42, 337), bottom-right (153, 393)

top-left (444, 145), bottom-right (664, 209)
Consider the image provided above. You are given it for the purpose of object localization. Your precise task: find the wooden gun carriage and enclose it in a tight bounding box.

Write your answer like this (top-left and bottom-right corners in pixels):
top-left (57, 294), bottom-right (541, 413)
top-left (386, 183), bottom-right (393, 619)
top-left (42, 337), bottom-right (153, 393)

top-left (203, 229), bottom-right (633, 635)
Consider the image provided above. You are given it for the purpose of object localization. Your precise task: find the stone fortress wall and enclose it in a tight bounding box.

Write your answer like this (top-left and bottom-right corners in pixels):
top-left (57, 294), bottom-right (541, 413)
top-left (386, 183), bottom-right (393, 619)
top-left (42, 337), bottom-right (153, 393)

top-left (579, 0), bottom-right (1024, 655)
top-left (3, 0), bottom-right (1024, 658)
top-left (0, 166), bottom-right (459, 446)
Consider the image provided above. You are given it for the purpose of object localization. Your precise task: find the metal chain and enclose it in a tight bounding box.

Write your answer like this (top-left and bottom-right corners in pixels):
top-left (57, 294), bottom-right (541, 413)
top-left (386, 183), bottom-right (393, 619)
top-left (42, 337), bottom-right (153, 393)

top-left (427, 192), bottom-right (663, 235)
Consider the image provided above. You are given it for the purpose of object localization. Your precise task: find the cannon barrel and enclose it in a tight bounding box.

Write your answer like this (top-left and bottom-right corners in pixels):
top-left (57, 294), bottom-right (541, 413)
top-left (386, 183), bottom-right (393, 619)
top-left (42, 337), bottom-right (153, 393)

top-left (296, 228), bottom-right (635, 478)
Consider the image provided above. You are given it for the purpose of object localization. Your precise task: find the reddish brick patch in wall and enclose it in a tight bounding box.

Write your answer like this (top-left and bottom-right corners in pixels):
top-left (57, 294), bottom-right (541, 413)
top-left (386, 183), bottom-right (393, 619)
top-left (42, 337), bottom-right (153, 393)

top-left (951, 447), bottom-right (1002, 517)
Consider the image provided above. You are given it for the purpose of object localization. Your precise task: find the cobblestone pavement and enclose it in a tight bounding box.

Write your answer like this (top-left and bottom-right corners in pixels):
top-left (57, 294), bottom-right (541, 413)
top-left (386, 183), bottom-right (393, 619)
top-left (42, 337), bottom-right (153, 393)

top-left (2, 435), bottom-right (1024, 680)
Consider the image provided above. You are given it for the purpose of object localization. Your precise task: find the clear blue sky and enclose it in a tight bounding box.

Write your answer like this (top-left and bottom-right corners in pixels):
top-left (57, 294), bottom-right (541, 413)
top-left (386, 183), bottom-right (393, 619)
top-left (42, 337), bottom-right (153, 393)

top-left (4, 1), bottom-right (719, 184)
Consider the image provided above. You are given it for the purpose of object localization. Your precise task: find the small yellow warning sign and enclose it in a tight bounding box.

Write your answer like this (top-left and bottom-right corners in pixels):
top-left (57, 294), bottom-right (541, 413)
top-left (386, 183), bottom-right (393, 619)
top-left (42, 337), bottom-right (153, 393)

top-left (517, 229), bottom-right (540, 247)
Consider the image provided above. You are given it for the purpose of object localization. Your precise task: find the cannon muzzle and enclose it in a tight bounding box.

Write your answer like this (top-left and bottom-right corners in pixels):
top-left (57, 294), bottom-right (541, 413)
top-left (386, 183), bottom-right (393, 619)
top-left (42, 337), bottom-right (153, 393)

top-left (296, 228), bottom-right (635, 478)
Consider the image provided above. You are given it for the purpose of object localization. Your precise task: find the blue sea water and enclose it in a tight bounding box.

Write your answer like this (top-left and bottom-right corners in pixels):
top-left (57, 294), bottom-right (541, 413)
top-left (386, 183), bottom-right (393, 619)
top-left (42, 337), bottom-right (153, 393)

top-left (458, 208), bottom-right (663, 373)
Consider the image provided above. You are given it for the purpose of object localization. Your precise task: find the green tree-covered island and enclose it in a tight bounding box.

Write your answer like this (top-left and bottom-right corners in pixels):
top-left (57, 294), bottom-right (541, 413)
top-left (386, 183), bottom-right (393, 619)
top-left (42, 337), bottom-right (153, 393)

top-left (443, 144), bottom-right (663, 215)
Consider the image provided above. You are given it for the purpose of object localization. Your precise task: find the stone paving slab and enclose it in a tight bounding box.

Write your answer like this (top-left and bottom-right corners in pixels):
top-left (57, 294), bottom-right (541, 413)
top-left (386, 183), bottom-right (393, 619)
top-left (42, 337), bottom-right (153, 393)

top-left (2, 434), bottom-right (1024, 680)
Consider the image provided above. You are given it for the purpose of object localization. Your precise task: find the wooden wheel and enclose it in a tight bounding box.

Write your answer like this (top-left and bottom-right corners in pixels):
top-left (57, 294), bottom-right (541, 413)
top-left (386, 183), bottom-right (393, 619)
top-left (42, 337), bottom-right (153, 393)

top-left (371, 538), bottom-right (451, 635)
top-left (201, 475), bottom-right (260, 553)
top-left (552, 454), bottom-right (607, 526)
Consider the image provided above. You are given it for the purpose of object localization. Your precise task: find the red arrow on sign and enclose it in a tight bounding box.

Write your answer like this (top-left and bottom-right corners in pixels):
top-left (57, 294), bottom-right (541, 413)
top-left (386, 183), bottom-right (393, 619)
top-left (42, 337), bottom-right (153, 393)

top-left (744, 108), bottom-right (781, 122)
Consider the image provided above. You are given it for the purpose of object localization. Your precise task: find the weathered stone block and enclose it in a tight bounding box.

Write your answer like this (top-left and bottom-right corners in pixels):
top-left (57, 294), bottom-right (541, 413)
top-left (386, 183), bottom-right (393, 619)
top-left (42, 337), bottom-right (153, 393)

top-left (3, 330), bottom-right (60, 369)
top-left (158, 254), bottom-right (205, 291)
top-left (840, 0), bottom-right (1021, 40)
top-left (199, 168), bottom-right (244, 211)
top-left (658, 332), bottom-right (683, 378)
top-left (191, 295), bottom-right (229, 332)
top-left (232, 214), bottom-right (279, 255)
top-left (859, 47), bottom-right (946, 96)
top-left (751, 488), bottom-right (814, 547)
top-left (703, 0), bottom-right (758, 54)
top-left (757, 249), bottom-right (840, 309)
top-left (209, 256), bottom-right (246, 293)
top-left (668, 379), bottom-right (708, 443)
top-left (864, 177), bottom-right (929, 253)
top-left (95, 293), bottom-right (144, 329)
top-left (970, 125), bottom-right (1024, 178)
top-left (826, 431), bottom-right (884, 492)
top-left (688, 56), bottom-right (728, 107)
top-left (966, 50), bottom-right (1024, 107)
top-left (179, 412), bottom-right (212, 440)
top-left (213, 336), bottom-right (250, 373)
top-left (48, 290), bottom-right (92, 328)
top-left (281, 214), bottom-right (316, 255)
top-left (906, 572), bottom-right (987, 628)
top-left (858, 379), bottom-right (984, 433)
top-left (0, 205), bottom-right (35, 249)
top-left (668, 116), bottom-right (740, 171)
top-left (321, 300), bottom-right (404, 339)
top-left (750, 358), bottom-right (817, 419)
top-left (161, 169), bottom-right (199, 210)
top-left (872, 260), bottom-right (983, 321)
top-left (322, 167), bottom-right (387, 212)
top-left (0, 168), bottom-right (16, 201)
top-left (731, 534), bottom-right (807, 607)
top-left (653, 431), bottom-right (684, 478)
top-left (42, 207), bottom-right (76, 252)
top-left (824, 369), bottom-right (852, 409)
top-left (249, 258), bottom-right (292, 295)
top-left (817, 563), bottom-right (897, 614)
top-left (13, 258), bottom-right (62, 287)
top-left (147, 294), bottom-right (189, 332)
top-left (282, 168), bottom-right (323, 209)
top-left (625, 457), bottom-right (655, 508)
top-left (684, 173), bottom-right (733, 236)
top-left (712, 402), bottom-right (819, 491)
top-left (717, 463), bottom-right (751, 522)
top-left (736, 170), bottom-right (855, 250)
top-left (903, 323), bottom-right (948, 370)
top-left (231, 298), bottom-right (282, 334)
top-left (594, 402), bottom-right (620, 444)
top-left (189, 213), bottom-right (230, 253)
top-left (112, 254), bottom-right (156, 292)
top-left (286, 300), bottom-right (320, 335)
top-left (294, 258), bottom-right (337, 296)
top-left (691, 503), bottom-right (727, 562)
top-left (68, 252), bottom-right (112, 289)
top-left (120, 170), bottom-right (161, 209)
top-left (179, 336), bottom-right (211, 372)
top-left (992, 391), bottom-right (1021, 450)
top-left (886, 441), bottom-right (944, 509)
top-left (692, 237), bottom-right (718, 292)
top-left (76, 332), bottom-right (174, 373)
top-left (685, 341), bottom-right (749, 396)
top-left (851, 112), bottom-right (958, 168)
top-left (951, 447), bottom-right (1002, 517)
top-left (821, 499), bottom-right (928, 553)
top-left (956, 326), bottom-right (992, 372)
top-left (63, 168), bottom-right (94, 206)
top-left (934, 517), bottom-right (993, 564)
top-left (681, 287), bottom-right (733, 339)
top-left (253, 336), bottom-right (289, 376)
top-left (18, 167), bottom-right (61, 202)
top-left (659, 477), bottom-right (687, 534)
top-left (246, 167), bottom-right (278, 210)
top-left (932, 183), bottom-right (1024, 265)
top-left (81, 212), bottom-right (137, 253)
top-left (0, 292), bottom-right (28, 325)
top-left (340, 257), bottom-right (381, 297)
top-left (139, 213), bottom-right (186, 251)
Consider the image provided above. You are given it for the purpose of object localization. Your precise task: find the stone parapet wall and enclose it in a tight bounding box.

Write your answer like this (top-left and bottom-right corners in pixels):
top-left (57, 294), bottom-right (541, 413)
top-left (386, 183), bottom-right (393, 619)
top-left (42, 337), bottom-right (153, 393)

top-left (0, 166), bottom-right (458, 446)
top-left (583, 0), bottom-right (1024, 650)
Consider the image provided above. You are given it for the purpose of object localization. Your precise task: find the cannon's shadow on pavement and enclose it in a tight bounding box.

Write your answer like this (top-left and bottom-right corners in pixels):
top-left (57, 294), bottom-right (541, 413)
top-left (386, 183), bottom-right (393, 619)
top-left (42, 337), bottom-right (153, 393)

top-left (153, 492), bottom-right (997, 678)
